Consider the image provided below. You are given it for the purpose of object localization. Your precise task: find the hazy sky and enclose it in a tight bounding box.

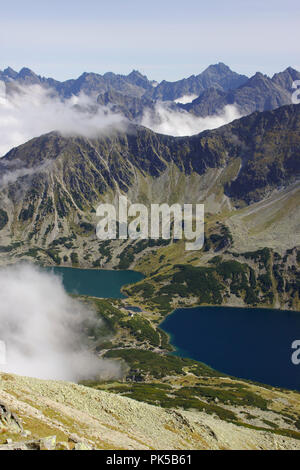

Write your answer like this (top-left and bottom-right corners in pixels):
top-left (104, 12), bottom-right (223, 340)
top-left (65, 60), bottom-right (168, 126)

top-left (1, 0), bottom-right (299, 81)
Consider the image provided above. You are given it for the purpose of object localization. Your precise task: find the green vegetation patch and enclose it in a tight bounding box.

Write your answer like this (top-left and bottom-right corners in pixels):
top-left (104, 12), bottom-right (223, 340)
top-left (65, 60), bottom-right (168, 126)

top-left (122, 316), bottom-right (161, 347)
top-left (0, 209), bottom-right (8, 230)
top-left (174, 385), bottom-right (268, 410)
top-left (92, 299), bottom-right (124, 335)
top-left (104, 348), bottom-right (222, 379)
top-left (70, 251), bottom-right (79, 266)
top-left (83, 381), bottom-right (237, 422)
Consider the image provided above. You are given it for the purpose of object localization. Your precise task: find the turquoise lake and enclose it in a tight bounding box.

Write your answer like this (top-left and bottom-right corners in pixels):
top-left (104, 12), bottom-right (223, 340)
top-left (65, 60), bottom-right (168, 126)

top-left (161, 306), bottom-right (300, 391)
top-left (47, 267), bottom-right (144, 298)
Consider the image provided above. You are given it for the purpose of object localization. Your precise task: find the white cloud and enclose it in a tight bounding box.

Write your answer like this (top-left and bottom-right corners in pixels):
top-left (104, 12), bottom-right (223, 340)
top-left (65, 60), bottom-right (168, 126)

top-left (0, 80), bottom-right (242, 157)
top-left (0, 81), bottom-right (126, 157)
top-left (174, 94), bottom-right (198, 104)
top-left (0, 263), bottom-right (122, 381)
top-left (0, 161), bottom-right (52, 188)
top-left (141, 103), bottom-right (242, 136)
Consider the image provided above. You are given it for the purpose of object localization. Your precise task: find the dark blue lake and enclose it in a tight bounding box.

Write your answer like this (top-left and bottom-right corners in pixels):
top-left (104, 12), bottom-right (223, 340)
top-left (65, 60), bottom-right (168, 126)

top-left (161, 306), bottom-right (300, 391)
top-left (47, 267), bottom-right (144, 298)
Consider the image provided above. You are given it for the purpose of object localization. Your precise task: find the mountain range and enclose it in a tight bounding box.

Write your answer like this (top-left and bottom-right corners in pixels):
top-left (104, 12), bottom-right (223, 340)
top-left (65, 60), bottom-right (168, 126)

top-left (1, 63), bottom-right (299, 121)
top-left (182, 67), bottom-right (300, 117)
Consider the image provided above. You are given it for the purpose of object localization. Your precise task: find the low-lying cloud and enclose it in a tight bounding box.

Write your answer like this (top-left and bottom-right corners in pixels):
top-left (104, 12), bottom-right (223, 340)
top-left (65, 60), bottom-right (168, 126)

top-left (0, 81), bottom-right (126, 157)
top-left (174, 94), bottom-right (199, 104)
top-left (0, 80), bottom-right (242, 156)
top-left (141, 103), bottom-right (242, 136)
top-left (0, 160), bottom-right (52, 188)
top-left (0, 263), bottom-right (122, 381)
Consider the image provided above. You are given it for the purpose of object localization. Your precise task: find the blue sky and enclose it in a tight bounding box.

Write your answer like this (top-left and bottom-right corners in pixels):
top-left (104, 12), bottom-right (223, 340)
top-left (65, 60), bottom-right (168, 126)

top-left (1, 0), bottom-right (299, 81)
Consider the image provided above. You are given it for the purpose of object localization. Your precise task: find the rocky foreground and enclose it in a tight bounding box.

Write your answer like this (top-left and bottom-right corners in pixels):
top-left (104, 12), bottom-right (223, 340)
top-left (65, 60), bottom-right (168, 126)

top-left (0, 372), bottom-right (300, 450)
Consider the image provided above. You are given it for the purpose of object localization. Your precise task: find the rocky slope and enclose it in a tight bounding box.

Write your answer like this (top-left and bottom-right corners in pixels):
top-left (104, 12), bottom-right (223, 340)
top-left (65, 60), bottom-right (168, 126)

top-left (1, 372), bottom-right (300, 450)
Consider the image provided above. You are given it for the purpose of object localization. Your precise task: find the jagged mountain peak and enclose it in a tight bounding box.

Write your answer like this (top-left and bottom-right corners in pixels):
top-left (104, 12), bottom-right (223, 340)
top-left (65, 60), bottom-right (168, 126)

top-left (147, 62), bottom-right (249, 101)
top-left (3, 66), bottom-right (18, 78)
top-left (272, 67), bottom-right (300, 88)
top-left (247, 71), bottom-right (269, 82)
top-left (102, 71), bottom-right (118, 78)
top-left (125, 69), bottom-right (153, 89)
top-left (127, 69), bottom-right (145, 78)
top-left (274, 66), bottom-right (299, 77)
top-left (284, 66), bottom-right (299, 74)
top-left (18, 67), bottom-right (37, 78)
top-left (201, 62), bottom-right (233, 73)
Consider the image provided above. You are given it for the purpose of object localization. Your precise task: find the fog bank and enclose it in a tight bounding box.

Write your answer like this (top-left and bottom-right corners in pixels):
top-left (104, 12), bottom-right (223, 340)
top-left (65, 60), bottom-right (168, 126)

top-left (0, 263), bottom-right (121, 381)
top-left (0, 81), bottom-right (126, 156)
top-left (0, 80), bottom-right (242, 156)
top-left (141, 103), bottom-right (241, 136)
